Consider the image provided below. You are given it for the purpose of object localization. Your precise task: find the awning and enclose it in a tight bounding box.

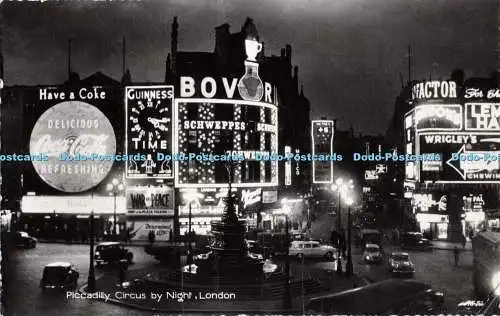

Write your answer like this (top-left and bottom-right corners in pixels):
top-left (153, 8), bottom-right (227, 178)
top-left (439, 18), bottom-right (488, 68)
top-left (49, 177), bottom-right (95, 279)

top-left (21, 195), bottom-right (126, 215)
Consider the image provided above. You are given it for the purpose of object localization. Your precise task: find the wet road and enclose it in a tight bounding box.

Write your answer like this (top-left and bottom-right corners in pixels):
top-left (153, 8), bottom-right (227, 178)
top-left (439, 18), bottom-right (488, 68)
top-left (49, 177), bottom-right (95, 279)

top-left (5, 243), bottom-right (158, 316)
top-left (5, 241), bottom-right (473, 315)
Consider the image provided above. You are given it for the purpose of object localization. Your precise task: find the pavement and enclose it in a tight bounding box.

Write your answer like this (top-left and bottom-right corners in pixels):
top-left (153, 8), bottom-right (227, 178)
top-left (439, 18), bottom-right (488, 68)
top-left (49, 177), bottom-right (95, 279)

top-left (78, 261), bottom-right (368, 313)
top-left (431, 240), bottom-right (472, 251)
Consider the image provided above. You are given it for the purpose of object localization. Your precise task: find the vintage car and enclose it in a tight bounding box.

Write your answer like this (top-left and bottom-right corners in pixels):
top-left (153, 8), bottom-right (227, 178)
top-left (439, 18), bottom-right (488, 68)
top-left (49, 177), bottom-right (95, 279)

top-left (40, 262), bottom-right (79, 290)
top-left (388, 252), bottom-right (415, 276)
top-left (246, 240), bottom-right (264, 261)
top-left (289, 240), bottom-right (336, 260)
top-left (400, 232), bottom-right (431, 250)
top-left (95, 242), bottom-right (133, 265)
top-left (14, 231), bottom-right (37, 248)
top-left (363, 243), bottom-right (383, 264)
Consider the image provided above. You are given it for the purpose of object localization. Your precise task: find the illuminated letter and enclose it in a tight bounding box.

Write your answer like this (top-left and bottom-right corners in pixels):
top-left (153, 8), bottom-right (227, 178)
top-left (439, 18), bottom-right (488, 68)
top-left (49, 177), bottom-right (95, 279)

top-left (449, 82), bottom-right (457, 98)
top-left (424, 82), bottom-right (432, 98)
top-left (222, 78), bottom-right (238, 99)
top-left (201, 77), bottom-right (217, 98)
top-left (440, 82), bottom-right (448, 98)
top-left (265, 83), bottom-right (272, 103)
top-left (180, 76), bottom-right (196, 98)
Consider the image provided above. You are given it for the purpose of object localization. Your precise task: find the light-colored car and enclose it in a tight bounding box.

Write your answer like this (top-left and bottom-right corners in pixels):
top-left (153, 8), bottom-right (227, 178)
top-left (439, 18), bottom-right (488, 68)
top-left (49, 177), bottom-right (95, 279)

top-left (388, 252), bottom-right (415, 276)
top-left (289, 240), bottom-right (336, 260)
top-left (363, 243), bottom-right (383, 264)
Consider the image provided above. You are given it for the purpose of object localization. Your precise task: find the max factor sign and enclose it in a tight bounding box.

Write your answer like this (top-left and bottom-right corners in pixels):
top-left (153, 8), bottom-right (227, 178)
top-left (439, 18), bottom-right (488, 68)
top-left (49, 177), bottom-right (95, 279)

top-left (411, 81), bottom-right (457, 100)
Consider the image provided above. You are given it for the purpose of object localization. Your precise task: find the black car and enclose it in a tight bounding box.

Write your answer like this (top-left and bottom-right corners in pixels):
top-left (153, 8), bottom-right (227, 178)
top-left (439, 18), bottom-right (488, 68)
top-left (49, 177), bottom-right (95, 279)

top-left (40, 262), bottom-right (79, 290)
top-left (14, 231), bottom-right (37, 248)
top-left (400, 232), bottom-right (431, 250)
top-left (95, 242), bottom-right (133, 266)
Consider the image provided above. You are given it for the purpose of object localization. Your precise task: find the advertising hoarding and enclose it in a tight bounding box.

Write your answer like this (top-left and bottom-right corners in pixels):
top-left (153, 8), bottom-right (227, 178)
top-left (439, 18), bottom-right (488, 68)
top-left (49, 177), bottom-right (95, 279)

top-left (311, 120), bottom-right (334, 184)
top-left (126, 185), bottom-right (174, 216)
top-left (418, 132), bottom-right (500, 183)
top-left (128, 219), bottom-right (173, 241)
top-left (174, 99), bottom-right (278, 188)
top-left (29, 101), bottom-right (116, 192)
top-left (125, 86), bottom-right (174, 179)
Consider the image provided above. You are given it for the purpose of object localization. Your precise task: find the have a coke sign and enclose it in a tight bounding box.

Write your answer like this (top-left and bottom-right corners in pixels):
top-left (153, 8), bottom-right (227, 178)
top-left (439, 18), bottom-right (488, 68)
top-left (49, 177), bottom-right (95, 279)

top-left (29, 101), bottom-right (116, 192)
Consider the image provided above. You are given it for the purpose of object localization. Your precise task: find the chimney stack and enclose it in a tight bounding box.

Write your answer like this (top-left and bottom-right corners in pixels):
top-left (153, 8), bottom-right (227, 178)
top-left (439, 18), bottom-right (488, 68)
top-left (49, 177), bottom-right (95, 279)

top-left (171, 17), bottom-right (178, 77)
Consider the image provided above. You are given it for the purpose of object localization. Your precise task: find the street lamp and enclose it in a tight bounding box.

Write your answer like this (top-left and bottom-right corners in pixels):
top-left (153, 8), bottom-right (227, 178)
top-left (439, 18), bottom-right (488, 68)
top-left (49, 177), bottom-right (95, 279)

top-left (280, 198), bottom-right (292, 310)
top-left (331, 178), bottom-right (354, 274)
top-left (106, 178), bottom-right (124, 240)
top-left (345, 196), bottom-right (354, 277)
top-left (87, 210), bottom-right (96, 292)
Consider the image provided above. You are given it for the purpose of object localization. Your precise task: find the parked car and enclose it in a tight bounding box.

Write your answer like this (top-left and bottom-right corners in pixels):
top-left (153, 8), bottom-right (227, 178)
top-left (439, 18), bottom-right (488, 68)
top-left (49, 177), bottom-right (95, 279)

top-left (400, 232), bottom-right (431, 250)
top-left (14, 231), bottom-right (37, 248)
top-left (388, 252), bottom-right (415, 276)
top-left (95, 242), bottom-right (133, 266)
top-left (40, 262), bottom-right (79, 289)
top-left (289, 240), bottom-right (336, 260)
top-left (246, 240), bottom-right (264, 261)
top-left (363, 243), bottom-right (383, 264)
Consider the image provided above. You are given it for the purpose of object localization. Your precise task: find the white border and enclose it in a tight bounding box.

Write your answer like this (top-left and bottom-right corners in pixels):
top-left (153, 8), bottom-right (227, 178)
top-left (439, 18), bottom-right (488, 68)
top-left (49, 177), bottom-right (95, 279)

top-left (311, 120), bottom-right (334, 184)
top-left (125, 85), bottom-right (175, 179)
top-left (413, 104), bottom-right (463, 131)
top-left (173, 98), bottom-right (279, 188)
top-left (465, 102), bottom-right (500, 131)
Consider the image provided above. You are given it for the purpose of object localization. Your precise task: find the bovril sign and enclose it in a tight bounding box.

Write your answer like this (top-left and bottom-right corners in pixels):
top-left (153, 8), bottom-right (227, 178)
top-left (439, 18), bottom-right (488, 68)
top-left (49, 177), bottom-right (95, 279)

top-left (179, 76), bottom-right (277, 104)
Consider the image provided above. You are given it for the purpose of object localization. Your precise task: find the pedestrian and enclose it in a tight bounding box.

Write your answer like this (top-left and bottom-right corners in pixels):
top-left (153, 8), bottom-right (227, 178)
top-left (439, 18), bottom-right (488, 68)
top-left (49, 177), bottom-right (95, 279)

top-left (462, 235), bottom-right (467, 249)
top-left (118, 260), bottom-right (127, 286)
top-left (453, 246), bottom-right (459, 266)
top-left (148, 230), bottom-right (155, 244)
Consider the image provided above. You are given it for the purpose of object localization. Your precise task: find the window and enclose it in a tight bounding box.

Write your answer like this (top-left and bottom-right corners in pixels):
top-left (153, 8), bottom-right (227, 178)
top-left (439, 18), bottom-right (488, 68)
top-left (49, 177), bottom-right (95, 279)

top-left (312, 244), bottom-right (320, 248)
top-left (305, 243), bottom-right (312, 249)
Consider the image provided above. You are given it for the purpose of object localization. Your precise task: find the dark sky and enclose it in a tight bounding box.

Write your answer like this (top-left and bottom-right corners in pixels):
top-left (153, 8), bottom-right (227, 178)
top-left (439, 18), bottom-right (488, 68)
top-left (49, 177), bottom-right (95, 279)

top-left (2, 0), bottom-right (497, 134)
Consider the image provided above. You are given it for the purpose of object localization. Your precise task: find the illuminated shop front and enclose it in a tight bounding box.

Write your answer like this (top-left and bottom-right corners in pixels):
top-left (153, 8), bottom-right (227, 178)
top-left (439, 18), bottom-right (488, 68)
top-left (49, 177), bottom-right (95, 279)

top-left (177, 187), bottom-right (279, 235)
top-left (404, 77), bottom-right (500, 241)
top-left (461, 194), bottom-right (486, 238)
top-left (416, 213), bottom-right (449, 240)
top-left (20, 194), bottom-right (126, 239)
top-left (412, 193), bottom-right (448, 239)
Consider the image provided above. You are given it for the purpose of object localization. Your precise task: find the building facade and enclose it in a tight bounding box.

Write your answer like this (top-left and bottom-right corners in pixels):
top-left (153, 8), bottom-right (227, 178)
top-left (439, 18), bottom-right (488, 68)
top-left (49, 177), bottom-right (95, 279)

top-left (1, 17), bottom-right (312, 241)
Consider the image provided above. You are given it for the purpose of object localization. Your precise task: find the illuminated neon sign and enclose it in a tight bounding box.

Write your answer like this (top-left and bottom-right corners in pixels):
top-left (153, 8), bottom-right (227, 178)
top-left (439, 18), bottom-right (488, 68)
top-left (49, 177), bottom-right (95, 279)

top-left (414, 104), bottom-right (462, 130)
top-left (411, 81), bottom-right (457, 100)
top-left (311, 120), bottom-right (334, 184)
top-left (126, 85), bottom-right (174, 179)
top-left (174, 99), bottom-right (278, 188)
top-left (29, 101), bottom-right (116, 192)
top-left (465, 103), bottom-right (500, 130)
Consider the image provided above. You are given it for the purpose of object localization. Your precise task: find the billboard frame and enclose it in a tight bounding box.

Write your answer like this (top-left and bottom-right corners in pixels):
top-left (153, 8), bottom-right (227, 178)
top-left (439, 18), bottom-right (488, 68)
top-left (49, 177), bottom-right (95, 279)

top-left (173, 98), bottom-right (279, 188)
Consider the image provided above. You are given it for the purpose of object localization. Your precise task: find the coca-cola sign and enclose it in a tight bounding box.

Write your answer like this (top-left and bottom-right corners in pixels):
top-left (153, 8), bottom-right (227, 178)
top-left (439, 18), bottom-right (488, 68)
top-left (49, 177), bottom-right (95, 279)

top-left (29, 101), bottom-right (116, 192)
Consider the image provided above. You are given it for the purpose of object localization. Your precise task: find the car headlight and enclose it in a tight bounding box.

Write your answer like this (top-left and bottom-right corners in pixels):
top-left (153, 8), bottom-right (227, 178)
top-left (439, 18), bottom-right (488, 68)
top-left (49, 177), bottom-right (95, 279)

top-left (95, 251), bottom-right (100, 256)
top-left (365, 256), bottom-right (370, 260)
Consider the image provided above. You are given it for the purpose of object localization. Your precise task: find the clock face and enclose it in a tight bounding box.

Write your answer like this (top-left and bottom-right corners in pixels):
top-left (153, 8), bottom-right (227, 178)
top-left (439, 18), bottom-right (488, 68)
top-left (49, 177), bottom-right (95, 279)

top-left (129, 100), bottom-right (170, 151)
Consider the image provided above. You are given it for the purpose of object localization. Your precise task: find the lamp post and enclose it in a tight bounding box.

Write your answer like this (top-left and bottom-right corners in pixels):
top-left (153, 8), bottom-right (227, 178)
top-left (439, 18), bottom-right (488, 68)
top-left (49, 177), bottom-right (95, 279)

top-left (87, 210), bottom-right (96, 292)
top-left (345, 197), bottom-right (354, 277)
top-left (281, 198), bottom-right (292, 310)
top-left (106, 178), bottom-right (124, 240)
top-left (331, 178), bottom-right (354, 274)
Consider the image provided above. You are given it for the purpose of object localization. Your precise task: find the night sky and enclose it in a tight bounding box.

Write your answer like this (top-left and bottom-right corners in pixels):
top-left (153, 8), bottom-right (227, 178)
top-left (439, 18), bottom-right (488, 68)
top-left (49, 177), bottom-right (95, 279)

top-left (2, 0), bottom-right (497, 134)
